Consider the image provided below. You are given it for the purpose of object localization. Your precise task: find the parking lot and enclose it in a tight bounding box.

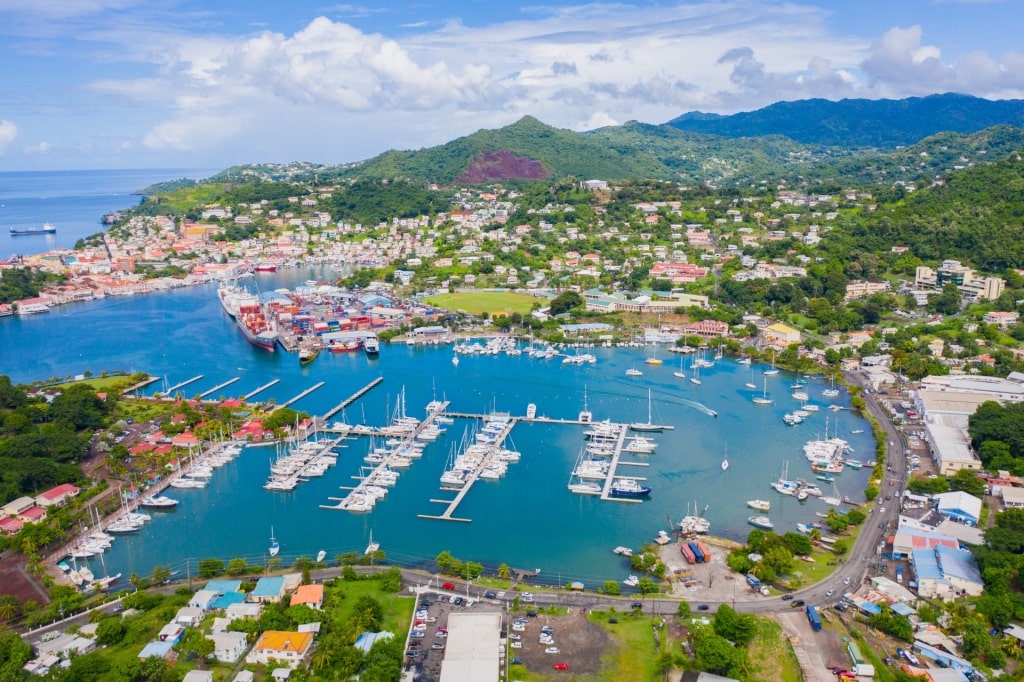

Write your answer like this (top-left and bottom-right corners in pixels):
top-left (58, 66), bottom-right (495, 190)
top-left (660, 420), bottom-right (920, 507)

top-left (403, 589), bottom-right (501, 681)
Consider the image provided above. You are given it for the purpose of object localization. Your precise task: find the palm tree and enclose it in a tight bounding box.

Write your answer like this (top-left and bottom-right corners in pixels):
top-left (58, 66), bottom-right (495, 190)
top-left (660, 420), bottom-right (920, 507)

top-left (0, 595), bottom-right (21, 622)
top-left (497, 563), bottom-right (511, 580)
top-left (311, 646), bottom-right (334, 670)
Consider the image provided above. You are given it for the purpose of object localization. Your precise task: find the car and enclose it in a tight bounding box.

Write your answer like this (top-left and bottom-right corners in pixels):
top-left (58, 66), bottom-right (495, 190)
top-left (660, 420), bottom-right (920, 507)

top-left (434, 631), bottom-right (447, 639)
top-left (843, 577), bottom-right (851, 585)
top-left (828, 665), bottom-right (846, 673)
top-left (834, 603), bottom-right (847, 612)
top-left (465, 599), bottom-right (476, 608)
top-left (416, 609), bottom-right (428, 618)
top-left (540, 637), bottom-right (554, 645)
top-left (419, 599), bottom-right (432, 607)
top-left (497, 591), bottom-right (506, 599)
top-left (410, 631), bottom-right (425, 638)
top-left (608, 617), bottom-right (619, 624)
top-left (442, 582), bottom-right (455, 591)
top-left (452, 597), bottom-right (464, 606)
top-left (896, 647), bottom-right (906, 659)
top-left (406, 650), bottom-right (419, 658)
top-left (508, 633), bottom-right (521, 641)
top-left (697, 604), bottom-right (710, 611)
top-left (541, 626), bottom-right (553, 634)
top-left (413, 623), bottom-right (427, 631)
top-left (791, 599), bottom-right (805, 607)
top-left (781, 593), bottom-right (794, 600)
top-left (631, 602), bottom-right (643, 610)
top-left (521, 593), bottom-right (534, 603)
top-left (511, 641), bottom-right (522, 649)
top-left (826, 589), bottom-right (835, 597)
top-left (879, 507), bottom-right (886, 513)
top-left (881, 563), bottom-right (888, 572)
top-left (545, 647), bottom-right (560, 654)
top-left (554, 663), bottom-right (570, 671)
top-left (510, 657), bottom-right (522, 665)
top-left (526, 610), bottom-right (538, 617)
top-left (885, 495), bottom-right (891, 500)
top-left (409, 639), bottom-right (422, 648)
top-left (512, 624), bottom-right (525, 632)
top-left (484, 591), bottom-right (497, 599)
top-left (432, 642), bottom-right (445, 650)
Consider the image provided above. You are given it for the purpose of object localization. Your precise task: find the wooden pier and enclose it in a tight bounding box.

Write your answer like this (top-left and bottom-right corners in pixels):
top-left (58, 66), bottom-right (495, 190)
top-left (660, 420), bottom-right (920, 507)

top-left (200, 377), bottom-right (239, 398)
top-left (321, 401), bottom-right (450, 512)
top-left (418, 415), bottom-right (519, 523)
top-left (243, 379), bottom-right (280, 400)
top-left (280, 381), bottom-right (325, 408)
top-left (165, 375), bottom-right (203, 394)
top-left (599, 424), bottom-right (644, 503)
top-left (322, 376), bottom-right (384, 421)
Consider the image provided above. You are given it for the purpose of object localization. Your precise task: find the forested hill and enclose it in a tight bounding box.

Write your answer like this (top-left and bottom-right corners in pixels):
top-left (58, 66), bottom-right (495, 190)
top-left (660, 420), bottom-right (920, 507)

top-left (840, 151), bottom-right (1024, 271)
top-left (666, 93), bottom-right (1024, 148)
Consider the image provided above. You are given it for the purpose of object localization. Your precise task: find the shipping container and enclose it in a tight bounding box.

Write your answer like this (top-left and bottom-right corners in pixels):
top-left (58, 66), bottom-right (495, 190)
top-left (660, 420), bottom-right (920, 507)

top-left (688, 542), bottom-right (705, 563)
top-left (680, 543), bottom-right (696, 564)
top-left (806, 605), bottom-right (822, 631)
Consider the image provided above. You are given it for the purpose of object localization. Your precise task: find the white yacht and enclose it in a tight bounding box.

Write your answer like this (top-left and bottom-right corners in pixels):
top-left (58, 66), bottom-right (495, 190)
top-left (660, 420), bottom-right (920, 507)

top-left (746, 499), bottom-right (771, 511)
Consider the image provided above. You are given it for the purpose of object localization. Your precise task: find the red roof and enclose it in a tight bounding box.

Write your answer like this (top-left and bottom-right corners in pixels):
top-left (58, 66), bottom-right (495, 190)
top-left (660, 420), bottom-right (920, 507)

top-left (131, 443), bottom-right (154, 454)
top-left (38, 483), bottom-right (80, 500)
top-left (20, 507), bottom-right (47, 520)
top-left (0, 517), bottom-right (23, 533)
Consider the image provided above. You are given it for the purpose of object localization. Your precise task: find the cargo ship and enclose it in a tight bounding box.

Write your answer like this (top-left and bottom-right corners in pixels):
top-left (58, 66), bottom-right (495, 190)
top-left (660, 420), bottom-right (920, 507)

top-left (363, 336), bottom-right (380, 356)
top-left (10, 222), bottom-right (56, 235)
top-left (237, 301), bottom-right (277, 351)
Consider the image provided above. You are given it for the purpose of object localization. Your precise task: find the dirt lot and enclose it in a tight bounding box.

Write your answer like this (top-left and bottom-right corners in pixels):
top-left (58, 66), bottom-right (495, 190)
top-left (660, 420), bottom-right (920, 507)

top-left (516, 610), bottom-right (613, 675)
top-left (0, 553), bottom-right (49, 603)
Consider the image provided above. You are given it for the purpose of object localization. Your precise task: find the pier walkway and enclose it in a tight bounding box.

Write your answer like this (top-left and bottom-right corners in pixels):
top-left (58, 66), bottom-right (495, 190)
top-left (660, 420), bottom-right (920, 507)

top-left (600, 424), bottom-right (645, 503)
top-left (165, 375), bottom-right (203, 394)
top-left (322, 376), bottom-right (383, 421)
top-left (280, 381), bottom-right (325, 408)
top-left (243, 379), bottom-right (280, 400)
top-left (419, 414), bottom-right (519, 523)
top-left (321, 401), bottom-right (450, 513)
top-left (126, 376), bottom-right (160, 394)
top-left (199, 377), bottom-right (239, 398)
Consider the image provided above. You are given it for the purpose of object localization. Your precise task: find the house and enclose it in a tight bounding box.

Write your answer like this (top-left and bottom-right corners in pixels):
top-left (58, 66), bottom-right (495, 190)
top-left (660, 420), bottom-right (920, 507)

top-left (762, 323), bottom-right (801, 345)
top-left (245, 631), bottom-right (314, 668)
top-left (232, 673), bottom-right (255, 682)
top-left (183, 671), bottom-right (214, 682)
top-left (983, 311), bottom-right (1019, 328)
top-left (18, 506), bottom-right (46, 524)
top-left (189, 589), bottom-right (220, 612)
top-left (251, 576), bottom-right (286, 603)
top-left (2, 496), bottom-right (36, 517)
top-left (174, 606), bottom-right (205, 627)
top-left (0, 517), bottom-right (23, 535)
top-left (226, 602), bottom-right (264, 621)
top-left (933, 491), bottom-right (982, 526)
top-left (211, 631), bottom-right (249, 664)
top-left (138, 640), bottom-right (177, 662)
top-left (158, 623), bottom-right (185, 644)
top-left (34, 483), bottom-right (80, 507)
top-left (290, 584), bottom-right (324, 610)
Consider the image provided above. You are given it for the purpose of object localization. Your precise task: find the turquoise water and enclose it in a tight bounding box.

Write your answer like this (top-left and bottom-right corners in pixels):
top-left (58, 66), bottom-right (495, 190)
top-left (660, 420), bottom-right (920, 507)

top-left (1, 275), bottom-right (874, 587)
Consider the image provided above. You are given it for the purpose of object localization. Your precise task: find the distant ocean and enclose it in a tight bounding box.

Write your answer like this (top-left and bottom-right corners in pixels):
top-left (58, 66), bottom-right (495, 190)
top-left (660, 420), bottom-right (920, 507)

top-left (0, 168), bottom-right (219, 259)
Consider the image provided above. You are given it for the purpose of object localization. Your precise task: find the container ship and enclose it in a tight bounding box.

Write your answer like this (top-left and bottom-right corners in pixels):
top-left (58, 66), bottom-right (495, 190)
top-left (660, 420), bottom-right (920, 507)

top-left (237, 301), bottom-right (278, 351)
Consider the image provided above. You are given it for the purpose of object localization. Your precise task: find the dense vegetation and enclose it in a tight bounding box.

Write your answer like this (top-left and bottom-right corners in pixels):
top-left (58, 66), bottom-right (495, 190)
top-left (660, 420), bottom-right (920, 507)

top-left (968, 401), bottom-right (1024, 475)
top-left (0, 268), bottom-right (64, 305)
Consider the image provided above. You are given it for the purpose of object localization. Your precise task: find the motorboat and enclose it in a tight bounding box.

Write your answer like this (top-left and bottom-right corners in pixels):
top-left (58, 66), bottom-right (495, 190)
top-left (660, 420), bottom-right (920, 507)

top-left (747, 499), bottom-right (771, 511)
top-left (622, 575), bottom-right (639, 587)
top-left (316, 550), bottom-right (327, 563)
top-left (139, 495), bottom-right (179, 509)
top-left (609, 478), bottom-right (651, 498)
top-left (747, 515), bottom-right (774, 530)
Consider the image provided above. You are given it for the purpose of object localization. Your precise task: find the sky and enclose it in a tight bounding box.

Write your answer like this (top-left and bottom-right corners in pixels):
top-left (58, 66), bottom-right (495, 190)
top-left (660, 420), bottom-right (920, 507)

top-left (1, 0), bottom-right (1023, 172)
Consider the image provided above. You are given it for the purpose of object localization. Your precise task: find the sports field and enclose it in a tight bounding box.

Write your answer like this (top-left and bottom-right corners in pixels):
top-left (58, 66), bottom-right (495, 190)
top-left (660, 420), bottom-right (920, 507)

top-left (423, 291), bottom-right (540, 316)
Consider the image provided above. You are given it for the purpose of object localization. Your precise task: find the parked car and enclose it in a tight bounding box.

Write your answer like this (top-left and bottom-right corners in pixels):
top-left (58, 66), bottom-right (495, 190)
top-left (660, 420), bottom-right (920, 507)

top-left (510, 657), bottom-right (522, 665)
top-left (697, 604), bottom-right (710, 611)
top-left (554, 663), bottom-right (570, 671)
top-left (511, 641), bottom-right (522, 649)
top-left (484, 591), bottom-right (497, 599)
top-left (608, 617), bottom-right (619, 624)
top-left (545, 647), bottom-right (560, 654)
top-left (508, 633), bottom-right (521, 641)
top-left (452, 597), bottom-right (464, 606)
top-left (843, 577), bottom-right (851, 585)
top-left (442, 582), bottom-right (455, 591)
top-left (432, 642), bottom-right (445, 650)
top-left (782, 593), bottom-right (794, 600)
top-left (826, 589), bottom-right (835, 597)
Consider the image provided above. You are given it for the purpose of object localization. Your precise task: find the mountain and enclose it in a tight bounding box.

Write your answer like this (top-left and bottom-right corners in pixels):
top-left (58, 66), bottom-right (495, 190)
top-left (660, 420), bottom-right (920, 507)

top-left (666, 93), bottom-right (1024, 148)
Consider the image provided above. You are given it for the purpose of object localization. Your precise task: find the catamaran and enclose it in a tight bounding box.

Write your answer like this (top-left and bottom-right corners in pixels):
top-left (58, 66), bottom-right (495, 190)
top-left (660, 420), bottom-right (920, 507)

top-left (365, 531), bottom-right (380, 555)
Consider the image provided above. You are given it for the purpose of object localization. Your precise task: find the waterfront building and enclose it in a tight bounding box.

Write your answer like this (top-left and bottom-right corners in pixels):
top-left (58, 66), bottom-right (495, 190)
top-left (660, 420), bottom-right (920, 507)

top-left (34, 483), bottom-right (80, 508)
top-left (440, 612), bottom-right (502, 682)
top-left (290, 584), bottom-right (324, 610)
top-left (762, 323), bottom-right (801, 345)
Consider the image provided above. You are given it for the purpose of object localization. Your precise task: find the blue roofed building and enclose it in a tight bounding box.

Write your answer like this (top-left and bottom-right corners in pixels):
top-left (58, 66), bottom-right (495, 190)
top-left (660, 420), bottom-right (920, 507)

top-left (251, 576), bottom-right (286, 604)
top-left (211, 591), bottom-right (248, 610)
top-left (204, 579), bottom-right (243, 594)
top-left (138, 640), bottom-right (177, 662)
top-left (933, 491), bottom-right (982, 526)
top-left (911, 545), bottom-right (984, 601)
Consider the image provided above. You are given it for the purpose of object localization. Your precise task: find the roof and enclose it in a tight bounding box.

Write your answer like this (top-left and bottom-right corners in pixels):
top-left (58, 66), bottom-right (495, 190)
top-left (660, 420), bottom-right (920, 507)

top-left (203, 579), bottom-right (243, 593)
top-left (354, 631), bottom-right (393, 653)
top-left (211, 592), bottom-right (247, 610)
top-left (290, 584), bottom-right (323, 606)
top-left (38, 483), bottom-right (79, 500)
top-left (935, 545), bottom-right (983, 584)
top-left (252, 630), bottom-right (314, 654)
top-left (139, 640), bottom-right (175, 658)
top-left (439, 611), bottom-right (502, 682)
top-left (252, 576), bottom-right (285, 597)
top-left (934, 491), bottom-right (982, 521)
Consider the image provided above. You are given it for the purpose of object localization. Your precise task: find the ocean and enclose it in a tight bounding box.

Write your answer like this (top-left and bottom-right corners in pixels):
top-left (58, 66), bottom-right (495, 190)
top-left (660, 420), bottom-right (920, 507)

top-left (0, 168), bottom-right (218, 258)
top-left (0, 170), bottom-right (876, 588)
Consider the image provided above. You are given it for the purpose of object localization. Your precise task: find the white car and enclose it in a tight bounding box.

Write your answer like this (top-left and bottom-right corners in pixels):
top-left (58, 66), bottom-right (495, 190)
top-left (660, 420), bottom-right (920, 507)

top-left (511, 641), bottom-right (522, 649)
top-left (826, 589), bottom-right (835, 597)
top-left (545, 647), bottom-right (560, 654)
top-left (843, 577), bottom-right (852, 585)
top-left (508, 633), bottom-right (521, 641)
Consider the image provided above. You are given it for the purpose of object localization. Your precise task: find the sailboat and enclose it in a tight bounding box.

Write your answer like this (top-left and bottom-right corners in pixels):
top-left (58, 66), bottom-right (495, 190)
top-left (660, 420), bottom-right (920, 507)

top-left (316, 550), bottom-right (327, 563)
top-left (721, 444), bottom-right (729, 471)
top-left (744, 365), bottom-right (757, 390)
top-left (752, 375), bottom-right (773, 405)
top-left (630, 389), bottom-right (673, 432)
top-left (578, 385), bottom-right (593, 423)
top-left (673, 355), bottom-right (686, 379)
top-left (821, 483), bottom-right (842, 506)
top-left (452, 351), bottom-right (459, 367)
top-left (763, 350), bottom-right (779, 376)
top-left (822, 373), bottom-right (840, 398)
top-left (365, 531), bottom-right (380, 555)
top-left (268, 527), bottom-right (280, 557)
top-left (689, 360), bottom-right (702, 385)
top-left (644, 345), bottom-right (663, 365)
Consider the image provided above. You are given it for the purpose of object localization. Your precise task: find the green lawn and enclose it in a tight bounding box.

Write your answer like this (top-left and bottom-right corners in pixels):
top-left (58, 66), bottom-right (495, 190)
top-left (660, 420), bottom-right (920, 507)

top-left (745, 617), bottom-right (803, 682)
top-left (423, 291), bottom-right (540, 316)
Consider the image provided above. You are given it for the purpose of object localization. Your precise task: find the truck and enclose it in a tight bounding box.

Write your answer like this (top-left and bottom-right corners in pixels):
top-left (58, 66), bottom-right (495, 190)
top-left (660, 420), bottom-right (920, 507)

top-left (745, 574), bottom-right (761, 589)
top-left (806, 605), bottom-right (822, 632)
top-left (896, 565), bottom-right (904, 584)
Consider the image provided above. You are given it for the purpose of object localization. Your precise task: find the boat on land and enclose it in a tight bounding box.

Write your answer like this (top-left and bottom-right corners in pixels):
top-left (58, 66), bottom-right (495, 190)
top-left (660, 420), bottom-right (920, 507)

top-left (747, 499), bottom-right (771, 511)
top-left (268, 528), bottom-right (280, 557)
top-left (10, 222), bottom-right (56, 235)
top-left (363, 336), bottom-right (380, 356)
top-left (609, 478), bottom-right (652, 498)
top-left (747, 515), bottom-right (774, 530)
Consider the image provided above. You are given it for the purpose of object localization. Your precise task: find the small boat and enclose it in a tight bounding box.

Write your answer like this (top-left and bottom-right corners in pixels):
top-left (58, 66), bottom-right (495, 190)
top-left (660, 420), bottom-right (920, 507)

top-left (316, 550), bottom-right (327, 563)
top-left (625, 367), bottom-right (643, 377)
top-left (748, 515), bottom-right (774, 530)
top-left (747, 499), bottom-right (771, 511)
top-left (139, 495), bottom-right (179, 509)
top-left (721, 444), bottom-right (729, 471)
top-left (850, 429), bottom-right (864, 434)
top-left (365, 530), bottom-right (379, 555)
top-left (452, 353), bottom-right (459, 366)
top-left (613, 546), bottom-right (633, 557)
top-left (526, 403), bottom-right (537, 419)
top-left (268, 527), bottom-right (280, 557)
top-left (622, 575), bottom-right (639, 587)
top-left (816, 474), bottom-right (835, 483)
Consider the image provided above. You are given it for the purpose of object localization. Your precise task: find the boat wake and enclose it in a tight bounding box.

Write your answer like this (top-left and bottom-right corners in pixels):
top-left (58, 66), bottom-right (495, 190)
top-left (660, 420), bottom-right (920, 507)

top-left (679, 399), bottom-right (717, 418)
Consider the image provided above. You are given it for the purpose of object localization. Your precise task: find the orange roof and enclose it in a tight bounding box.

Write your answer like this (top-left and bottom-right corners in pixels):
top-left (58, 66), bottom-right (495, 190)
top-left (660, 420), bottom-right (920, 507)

top-left (290, 584), bottom-right (323, 606)
top-left (253, 630), bottom-right (314, 653)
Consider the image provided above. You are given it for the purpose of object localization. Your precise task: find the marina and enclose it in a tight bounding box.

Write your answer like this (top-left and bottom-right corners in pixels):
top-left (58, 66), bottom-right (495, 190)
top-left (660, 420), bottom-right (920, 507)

top-left (199, 376), bottom-right (240, 398)
top-left (164, 374), bottom-right (204, 394)
top-left (243, 379), bottom-right (280, 400)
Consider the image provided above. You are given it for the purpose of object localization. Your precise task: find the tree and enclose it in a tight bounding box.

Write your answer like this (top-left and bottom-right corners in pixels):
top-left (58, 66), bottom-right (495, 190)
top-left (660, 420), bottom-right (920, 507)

top-left (602, 580), bottom-right (621, 596)
top-left (549, 290), bottom-right (583, 316)
top-left (226, 558), bottom-right (250, 576)
top-left (380, 566), bottom-right (402, 593)
top-left (497, 563), bottom-right (511, 580)
top-left (677, 601), bottom-right (691, 619)
top-left (694, 633), bottom-right (743, 676)
top-left (95, 616), bottom-right (127, 645)
top-left (177, 629), bottom-right (214, 667)
top-left (197, 558), bottom-right (225, 578)
top-left (0, 595), bottom-right (20, 622)
top-left (949, 468), bottom-right (986, 497)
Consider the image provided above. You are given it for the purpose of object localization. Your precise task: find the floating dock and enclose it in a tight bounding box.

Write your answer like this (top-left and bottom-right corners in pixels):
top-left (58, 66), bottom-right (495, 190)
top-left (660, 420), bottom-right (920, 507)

top-left (322, 400), bottom-right (450, 512)
top-left (127, 376), bottom-right (160, 394)
top-left (322, 376), bottom-right (383, 421)
top-left (600, 424), bottom-right (645, 503)
top-left (280, 381), bottom-right (326, 408)
top-left (418, 414), bottom-right (519, 523)
top-left (243, 379), bottom-right (280, 400)
top-left (200, 377), bottom-right (239, 399)
top-left (165, 375), bottom-right (203, 394)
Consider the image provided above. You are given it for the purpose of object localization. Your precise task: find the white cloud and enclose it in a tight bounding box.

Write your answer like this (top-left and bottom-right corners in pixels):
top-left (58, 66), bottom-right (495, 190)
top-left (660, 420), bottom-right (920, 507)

top-left (577, 111), bottom-right (619, 130)
top-left (0, 120), bottom-right (17, 153)
top-left (26, 142), bottom-right (51, 154)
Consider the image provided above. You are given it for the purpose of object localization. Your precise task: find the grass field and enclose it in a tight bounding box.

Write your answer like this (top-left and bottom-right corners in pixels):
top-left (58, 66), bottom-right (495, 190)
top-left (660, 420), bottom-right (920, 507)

top-left (423, 291), bottom-right (540, 316)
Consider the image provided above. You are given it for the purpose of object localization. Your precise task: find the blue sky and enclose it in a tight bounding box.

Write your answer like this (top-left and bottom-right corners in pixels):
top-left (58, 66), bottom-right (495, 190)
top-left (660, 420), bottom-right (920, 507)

top-left (1, 0), bottom-right (1022, 171)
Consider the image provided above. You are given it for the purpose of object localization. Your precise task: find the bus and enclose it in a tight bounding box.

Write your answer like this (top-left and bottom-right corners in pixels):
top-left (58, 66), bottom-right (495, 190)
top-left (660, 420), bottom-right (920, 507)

top-left (806, 605), bottom-right (822, 632)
